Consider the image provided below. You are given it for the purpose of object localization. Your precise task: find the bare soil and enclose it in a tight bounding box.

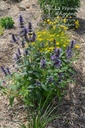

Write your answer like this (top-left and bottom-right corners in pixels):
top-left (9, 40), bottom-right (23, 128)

top-left (0, 0), bottom-right (85, 128)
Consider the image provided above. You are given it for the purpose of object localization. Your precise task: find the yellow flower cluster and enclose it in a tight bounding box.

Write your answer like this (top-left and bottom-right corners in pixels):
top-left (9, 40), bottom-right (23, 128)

top-left (46, 16), bottom-right (80, 30)
top-left (74, 20), bottom-right (80, 29)
top-left (26, 18), bottom-right (79, 52)
top-left (45, 17), bottom-right (68, 31)
top-left (36, 25), bottom-right (70, 52)
top-left (74, 44), bottom-right (80, 49)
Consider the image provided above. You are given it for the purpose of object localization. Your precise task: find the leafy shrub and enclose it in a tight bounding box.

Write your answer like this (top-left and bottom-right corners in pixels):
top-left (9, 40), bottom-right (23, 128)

top-left (0, 17), bottom-right (14, 29)
top-left (0, 15), bottom-right (79, 108)
top-left (38, 0), bottom-right (80, 28)
top-left (39, 0), bottom-right (80, 19)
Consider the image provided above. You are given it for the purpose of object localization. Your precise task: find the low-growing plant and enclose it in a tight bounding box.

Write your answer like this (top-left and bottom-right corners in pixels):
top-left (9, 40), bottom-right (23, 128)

top-left (20, 95), bottom-right (62, 128)
top-left (0, 24), bottom-right (4, 35)
top-left (0, 15), bottom-right (79, 108)
top-left (0, 17), bottom-right (14, 29)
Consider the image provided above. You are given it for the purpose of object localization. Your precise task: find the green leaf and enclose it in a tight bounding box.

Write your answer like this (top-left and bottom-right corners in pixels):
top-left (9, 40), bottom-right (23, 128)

top-left (20, 124), bottom-right (27, 128)
top-left (41, 84), bottom-right (48, 91)
top-left (14, 73), bottom-right (20, 79)
top-left (0, 86), bottom-right (4, 90)
top-left (9, 96), bottom-right (14, 107)
top-left (28, 85), bottom-right (34, 89)
top-left (8, 84), bottom-right (18, 91)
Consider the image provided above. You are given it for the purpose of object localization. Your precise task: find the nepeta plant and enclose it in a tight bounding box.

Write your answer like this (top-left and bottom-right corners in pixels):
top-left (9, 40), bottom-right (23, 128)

top-left (0, 15), bottom-right (77, 108)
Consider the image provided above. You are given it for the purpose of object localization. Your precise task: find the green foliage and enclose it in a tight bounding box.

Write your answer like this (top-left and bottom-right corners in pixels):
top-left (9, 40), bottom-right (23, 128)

top-left (0, 17), bottom-right (14, 29)
top-left (5, 44), bottom-right (76, 107)
top-left (20, 96), bottom-right (60, 128)
top-left (38, 0), bottom-right (80, 19)
top-left (0, 16), bottom-right (78, 109)
top-left (36, 17), bottom-right (70, 50)
top-left (0, 24), bottom-right (4, 35)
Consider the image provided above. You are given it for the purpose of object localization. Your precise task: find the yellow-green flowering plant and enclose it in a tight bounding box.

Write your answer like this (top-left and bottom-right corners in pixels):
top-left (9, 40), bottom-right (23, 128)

top-left (36, 17), bottom-right (70, 50)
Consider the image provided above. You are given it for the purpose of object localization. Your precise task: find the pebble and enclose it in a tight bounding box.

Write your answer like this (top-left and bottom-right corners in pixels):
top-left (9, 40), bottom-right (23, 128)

top-left (17, 5), bottom-right (26, 11)
top-left (26, 5), bottom-right (30, 9)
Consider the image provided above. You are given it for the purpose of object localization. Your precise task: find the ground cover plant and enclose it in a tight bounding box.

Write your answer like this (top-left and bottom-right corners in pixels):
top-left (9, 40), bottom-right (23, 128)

top-left (0, 15), bottom-right (79, 127)
top-left (0, 17), bottom-right (14, 29)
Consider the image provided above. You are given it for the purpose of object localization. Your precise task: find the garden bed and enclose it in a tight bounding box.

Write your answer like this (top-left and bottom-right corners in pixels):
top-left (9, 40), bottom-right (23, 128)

top-left (0, 0), bottom-right (85, 128)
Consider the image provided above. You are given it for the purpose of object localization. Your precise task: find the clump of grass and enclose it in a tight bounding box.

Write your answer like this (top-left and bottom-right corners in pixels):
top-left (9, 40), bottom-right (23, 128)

top-left (20, 95), bottom-right (61, 128)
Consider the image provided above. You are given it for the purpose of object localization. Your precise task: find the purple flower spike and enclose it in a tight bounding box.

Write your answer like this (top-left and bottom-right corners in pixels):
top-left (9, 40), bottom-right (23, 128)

top-left (51, 48), bottom-right (62, 68)
top-left (70, 40), bottom-right (76, 49)
top-left (15, 53), bottom-right (20, 62)
top-left (6, 68), bottom-right (11, 75)
top-left (19, 15), bottom-right (24, 28)
top-left (55, 48), bottom-right (62, 58)
top-left (51, 54), bottom-right (56, 61)
top-left (20, 28), bottom-right (28, 37)
top-left (66, 46), bottom-right (72, 58)
top-left (53, 58), bottom-right (61, 68)
top-left (20, 28), bottom-right (28, 41)
top-left (24, 35), bottom-right (29, 42)
top-left (40, 57), bottom-right (46, 68)
top-left (1, 66), bottom-right (7, 76)
top-left (24, 28), bottom-right (28, 36)
top-left (11, 34), bottom-right (19, 44)
top-left (12, 34), bottom-right (17, 42)
top-left (18, 48), bottom-right (21, 55)
top-left (21, 41), bottom-right (25, 48)
top-left (28, 22), bottom-right (32, 32)
top-left (51, 48), bottom-right (62, 61)
top-left (32, 32), bottom-right (36, 42)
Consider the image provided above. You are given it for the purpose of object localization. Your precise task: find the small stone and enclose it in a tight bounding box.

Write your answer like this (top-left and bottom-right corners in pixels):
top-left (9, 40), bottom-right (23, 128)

top-left (7, 43), bottom-right (14, 47)
top-left (26, 5), bottom-right (30, 9)
top-left (32, 4), bottom-right (36, 8)
top-left (8, 8), bottom-right (10, 10)
top-left (17, 5), bottom-right (26, 11)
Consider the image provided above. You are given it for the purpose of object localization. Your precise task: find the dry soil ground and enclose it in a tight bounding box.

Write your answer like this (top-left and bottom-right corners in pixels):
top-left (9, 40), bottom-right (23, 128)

top-left (0, 0), bottom-right (85, 128)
